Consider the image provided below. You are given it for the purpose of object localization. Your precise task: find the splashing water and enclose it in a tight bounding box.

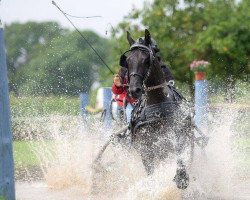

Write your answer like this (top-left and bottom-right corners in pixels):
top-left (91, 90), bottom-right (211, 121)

top-left (17, 105), bottom-right (249, 200)
top-left (183, 107), bottom-right (246, 199)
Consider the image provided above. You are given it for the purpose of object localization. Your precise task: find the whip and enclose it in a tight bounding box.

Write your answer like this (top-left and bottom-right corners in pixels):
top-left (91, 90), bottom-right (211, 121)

top-left (52, 1), bottom-right (115, 75)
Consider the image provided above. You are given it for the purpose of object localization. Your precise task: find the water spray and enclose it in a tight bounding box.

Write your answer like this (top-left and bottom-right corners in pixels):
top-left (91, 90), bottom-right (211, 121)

top-left (105, 23), bottom-right (123, 54)
top-left (52, 1), bottom-right (114, 75)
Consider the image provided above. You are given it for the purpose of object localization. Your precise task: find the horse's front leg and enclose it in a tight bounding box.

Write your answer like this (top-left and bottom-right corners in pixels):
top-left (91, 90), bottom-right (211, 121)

top-left (141, 147), bottom-right (155, 175)
top-left (174, 129), bottom-right (189, 189)
top-left (174, 159), bottom-right (189, 189)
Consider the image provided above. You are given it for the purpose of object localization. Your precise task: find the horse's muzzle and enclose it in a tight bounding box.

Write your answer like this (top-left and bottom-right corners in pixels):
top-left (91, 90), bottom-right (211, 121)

top-left (129, 87), bottom-right (142, 100)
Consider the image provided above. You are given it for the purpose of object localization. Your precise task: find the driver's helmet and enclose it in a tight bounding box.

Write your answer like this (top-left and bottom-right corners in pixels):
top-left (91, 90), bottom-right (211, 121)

top-left (136, 37), bottom-right (159, 52)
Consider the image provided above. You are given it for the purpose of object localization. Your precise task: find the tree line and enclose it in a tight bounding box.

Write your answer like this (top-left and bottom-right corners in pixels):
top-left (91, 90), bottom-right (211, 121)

top-left (114, 0), bottom-right (250, 101)
top-left (5, 22), bottom-right (111, 96)
top-left (4, 0), bottom-right (249, 101)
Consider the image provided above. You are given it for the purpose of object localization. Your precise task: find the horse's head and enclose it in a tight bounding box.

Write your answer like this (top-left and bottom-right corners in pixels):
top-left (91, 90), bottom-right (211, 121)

top-left (121, 29), bottom-right (157, 100)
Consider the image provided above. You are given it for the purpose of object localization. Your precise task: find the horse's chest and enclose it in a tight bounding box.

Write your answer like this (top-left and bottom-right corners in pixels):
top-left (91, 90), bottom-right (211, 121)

top-left (138, 101), bottom-right (179, 122)
top-left (133, 122), bottom-right (177, 157)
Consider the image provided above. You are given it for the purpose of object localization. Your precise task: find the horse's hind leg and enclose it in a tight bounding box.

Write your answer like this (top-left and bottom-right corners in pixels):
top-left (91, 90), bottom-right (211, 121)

top-left (141, 149), bottom-right (155, 175)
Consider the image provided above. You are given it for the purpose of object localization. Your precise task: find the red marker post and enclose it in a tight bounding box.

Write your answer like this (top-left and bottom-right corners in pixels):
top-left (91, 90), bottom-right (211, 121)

top-left (190, 60), bottom-right (210, 132)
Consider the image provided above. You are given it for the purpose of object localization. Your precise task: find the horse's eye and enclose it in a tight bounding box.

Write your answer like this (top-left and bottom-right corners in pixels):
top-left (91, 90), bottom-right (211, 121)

top-left (144, 57), bottom-right (151, 67)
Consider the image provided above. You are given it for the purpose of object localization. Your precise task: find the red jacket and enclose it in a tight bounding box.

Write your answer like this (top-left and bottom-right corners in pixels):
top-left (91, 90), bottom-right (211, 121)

top-left (112, 75), bottom-right (135, 107)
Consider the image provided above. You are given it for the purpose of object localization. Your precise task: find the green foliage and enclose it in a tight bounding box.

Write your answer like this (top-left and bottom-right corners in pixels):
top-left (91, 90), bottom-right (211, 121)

top-left (115, 0), bottom-right (250, 93)
top-left (194, 0), bottom-right (250, 81)
top-left (5, 22), bottom-right (111, 96)
top-left (4, 2), bottom-right (249, 100)
top-left (5, 22), bottom-right (64, 95)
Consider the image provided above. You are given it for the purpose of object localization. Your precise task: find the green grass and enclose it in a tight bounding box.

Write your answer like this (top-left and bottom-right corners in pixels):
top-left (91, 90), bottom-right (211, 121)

top-left (236, 137), bottom-right (250, 148)
top-left (12, 137), bottom-right (250, 169)
top-left (10, 95), bottom-right (79, 117)
top-left (13, 140), bottom-right (60, 168)
top-left (13, 140), bottom-right (56, 167)
top-left (234, 137), bottom-right (250, 167)
top-left (13, 141), bottom-right (40, 167)
top-left (208, 80), bottom-right (250, 104)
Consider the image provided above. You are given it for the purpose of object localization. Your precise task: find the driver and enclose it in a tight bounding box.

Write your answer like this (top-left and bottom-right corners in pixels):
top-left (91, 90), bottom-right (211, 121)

top-left (112, 67), bottom-right (135, 123)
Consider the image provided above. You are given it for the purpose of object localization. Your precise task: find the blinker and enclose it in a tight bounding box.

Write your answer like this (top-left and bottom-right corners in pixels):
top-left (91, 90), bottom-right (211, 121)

top-left (120, 54), bottom-right (128, 68)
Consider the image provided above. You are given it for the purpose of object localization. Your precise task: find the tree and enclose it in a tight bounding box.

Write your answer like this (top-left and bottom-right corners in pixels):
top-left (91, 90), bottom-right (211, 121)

top-left (194, 0), bottom-right (250, 102)
top-left (5, 22), bottom-right (65, 95)
top-left (114, 0), bottom-right (208, 98)
top-left (5, 22), bottom-right (110, 96)
top-left (115, 0), bottom-right (250, 101)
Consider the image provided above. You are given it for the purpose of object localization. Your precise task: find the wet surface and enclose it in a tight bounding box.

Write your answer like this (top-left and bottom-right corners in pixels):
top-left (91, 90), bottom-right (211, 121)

top-left (16, 181), bottom-right (85, 200)
top-left (15, 166), bottom-right (43, 181)
top-left (14, 107), bottom-right (250, 200)
top-left (16, 180), bottom-right (250, 200)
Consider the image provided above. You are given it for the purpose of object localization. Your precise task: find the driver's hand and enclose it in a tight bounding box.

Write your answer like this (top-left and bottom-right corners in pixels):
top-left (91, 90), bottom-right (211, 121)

top-left (113, 74), bottom-right (122, 87)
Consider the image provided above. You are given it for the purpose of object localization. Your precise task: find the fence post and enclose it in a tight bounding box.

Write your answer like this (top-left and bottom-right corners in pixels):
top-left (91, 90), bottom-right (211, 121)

top-left (194, 71), bottom-right (208, 132)
top-left (80, 92), bottom-right (89, 123)
top-left (0, 23), bottom-right (16, 200)
top-left (102, 87), bottom-right (112, 129)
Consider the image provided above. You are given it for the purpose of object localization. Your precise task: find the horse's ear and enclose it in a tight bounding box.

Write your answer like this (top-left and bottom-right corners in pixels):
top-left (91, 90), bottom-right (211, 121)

top-left (127, 31), bottom-right (135, 46)
top-left (144, 29), bottom-right (151, 46)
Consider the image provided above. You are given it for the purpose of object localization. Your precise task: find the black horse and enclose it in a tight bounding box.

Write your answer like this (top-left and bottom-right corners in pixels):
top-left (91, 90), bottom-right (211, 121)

top-left (121, 29), bottom-right (193, 189)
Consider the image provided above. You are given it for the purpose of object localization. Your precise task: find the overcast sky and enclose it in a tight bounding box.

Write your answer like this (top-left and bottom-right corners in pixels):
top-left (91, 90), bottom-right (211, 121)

top-left (0, 0), bottom-right (149, 37)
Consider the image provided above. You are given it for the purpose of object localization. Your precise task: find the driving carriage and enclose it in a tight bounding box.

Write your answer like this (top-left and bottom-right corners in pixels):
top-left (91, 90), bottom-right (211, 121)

top-left (100, 96), bottom-right (127, 124)
top-left (94, 29), bottom-right (208, 190)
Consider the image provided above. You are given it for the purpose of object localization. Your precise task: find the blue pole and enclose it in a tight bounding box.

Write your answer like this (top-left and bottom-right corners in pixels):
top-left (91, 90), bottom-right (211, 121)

top-left (102, 87), bottom-right (112, 129)
top-left (194, 73), bottom-right (208, 132)
top-left (0, 25), bottom-right (16, 200)
top-left (80, 92), bottom-right (89, 121)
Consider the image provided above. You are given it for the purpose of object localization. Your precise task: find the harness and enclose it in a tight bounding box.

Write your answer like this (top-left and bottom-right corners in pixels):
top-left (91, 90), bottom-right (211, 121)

top-left (129, 85), bottom-right (189, 140)
top-left (121, 43), bottom-right (191, 139)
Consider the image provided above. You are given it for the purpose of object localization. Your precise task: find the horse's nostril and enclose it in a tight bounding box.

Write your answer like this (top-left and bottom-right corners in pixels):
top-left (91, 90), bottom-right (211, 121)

top-left (129, 87), bottom-right (142, 99)
top-left (135, 88), bottom-right (141, 94)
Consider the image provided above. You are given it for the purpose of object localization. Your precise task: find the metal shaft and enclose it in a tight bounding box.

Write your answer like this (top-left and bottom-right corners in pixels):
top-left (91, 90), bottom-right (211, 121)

top-left (93, 125), bottom-right (129, 165)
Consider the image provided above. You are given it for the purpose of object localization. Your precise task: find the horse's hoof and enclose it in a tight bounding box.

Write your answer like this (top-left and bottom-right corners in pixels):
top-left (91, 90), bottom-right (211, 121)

top-left (173, 167), bottom-right (189, 189)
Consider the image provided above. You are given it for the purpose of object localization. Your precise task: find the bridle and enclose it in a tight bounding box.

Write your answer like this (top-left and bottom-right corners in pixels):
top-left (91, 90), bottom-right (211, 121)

top-left (126, 43), bottom-right (168, 92)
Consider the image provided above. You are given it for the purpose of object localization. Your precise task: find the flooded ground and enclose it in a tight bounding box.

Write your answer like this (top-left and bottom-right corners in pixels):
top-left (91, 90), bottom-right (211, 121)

top-left (15, 105), bottom-right (250, 200)
top-left (16, 179), bottom-right (250, 200)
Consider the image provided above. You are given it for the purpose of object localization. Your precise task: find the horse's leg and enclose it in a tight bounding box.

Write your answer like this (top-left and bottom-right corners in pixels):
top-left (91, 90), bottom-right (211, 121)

top-left (141, 148), bottom-right (155, 175)
top-left (174, 158), bottom-right (189, 189)
top-left (174, 128), bottom-right (189, 189)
